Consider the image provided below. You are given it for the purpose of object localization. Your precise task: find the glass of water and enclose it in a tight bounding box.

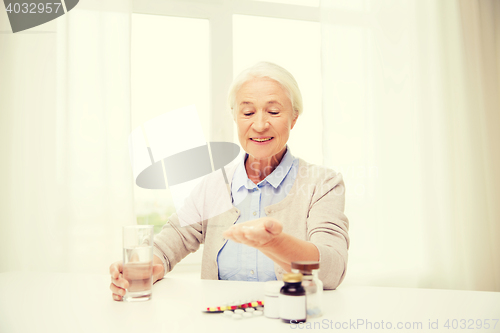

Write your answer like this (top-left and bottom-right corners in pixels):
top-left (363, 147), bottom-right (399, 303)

top-left (122, 225), bottom-right (154, 302)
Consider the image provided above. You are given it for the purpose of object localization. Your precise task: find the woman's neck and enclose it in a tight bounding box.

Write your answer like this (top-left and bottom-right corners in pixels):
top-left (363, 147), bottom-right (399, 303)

top-left (245, 147), bottom-right (287, 184)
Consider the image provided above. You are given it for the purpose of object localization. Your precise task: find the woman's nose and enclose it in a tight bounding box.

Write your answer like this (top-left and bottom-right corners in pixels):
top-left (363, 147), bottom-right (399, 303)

top-left (252, 113), bottom-right (269, 132)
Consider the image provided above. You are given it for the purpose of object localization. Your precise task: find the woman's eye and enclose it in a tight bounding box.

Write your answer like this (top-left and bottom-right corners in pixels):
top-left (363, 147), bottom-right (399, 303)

top-left (243, 112), bottom-right (254, 116)
top-left (268, 111), bottom-right (279, 115)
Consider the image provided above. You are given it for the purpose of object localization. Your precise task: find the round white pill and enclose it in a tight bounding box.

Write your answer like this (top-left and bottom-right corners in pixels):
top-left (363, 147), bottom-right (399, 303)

top-left (234, 309), bottom-right (244, 314)
top-left (256, 306), bottom-right (264, 311)
top-left (245, 308), bottom-right (255, 312)
top-left (223, 310), bottom-right (233, 316)
top-left (253, 311), bottom-right (263, 316)
top-left (243, 312), bottom-right (252, 318)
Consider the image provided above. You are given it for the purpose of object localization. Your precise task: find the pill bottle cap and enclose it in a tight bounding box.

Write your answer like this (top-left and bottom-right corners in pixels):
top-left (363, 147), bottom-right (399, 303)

top-left (282, 273), bottom-right (303, 283)
top-left (265, 280), bottom-right (284, 295)
top-left (291, 261), bottom-right (320, 272)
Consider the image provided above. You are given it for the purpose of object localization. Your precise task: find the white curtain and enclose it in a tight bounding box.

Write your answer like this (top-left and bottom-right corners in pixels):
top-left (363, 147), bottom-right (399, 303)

top-left (0, 0), bottom-right (134, 274)
top-left (321, 0), bottom-right (500, 291)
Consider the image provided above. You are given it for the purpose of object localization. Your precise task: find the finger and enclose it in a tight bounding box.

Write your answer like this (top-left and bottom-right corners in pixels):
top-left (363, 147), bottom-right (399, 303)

top-left (110, 282), bottom-right (126, 297)
top-left (130, 252), bottom-right (140, 262)
top-left (112, 294), bottom-right (123, 301)
top-left (242, 227), bottom-right (256, 240)
top-left (246, 231), bottom-right (273, 247)
top-left (241, 225), bottom-right (274, 246)
top-left (264, 219), bottom-right (282, 235)
top-left (231, 227), bottom-right (247, 243)
top-left (242, 225), bottom-right (255, 229)
top-left (111, 273), bottom-right (129, 289)
top-left (235, 232), bottom-right (259, 247)
top-left (153, 264), bottom-right (164, 277)
top-left (109, 263), bottom-right (117, 277)
top-left (109, 261), bottom-right (123, 279)
top-left (222, 227), bottom-right (234, 239)
top-left (223, 225), bottom-right (238, 238)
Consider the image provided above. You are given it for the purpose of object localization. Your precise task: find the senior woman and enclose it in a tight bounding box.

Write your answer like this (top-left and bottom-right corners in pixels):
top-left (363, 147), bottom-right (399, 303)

top-left (110, 62), bottom-right (349, 301)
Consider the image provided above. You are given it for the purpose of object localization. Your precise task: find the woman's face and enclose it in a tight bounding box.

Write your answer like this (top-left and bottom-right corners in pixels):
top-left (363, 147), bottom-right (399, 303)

top-left (234, 77), bottom-right (298, 162)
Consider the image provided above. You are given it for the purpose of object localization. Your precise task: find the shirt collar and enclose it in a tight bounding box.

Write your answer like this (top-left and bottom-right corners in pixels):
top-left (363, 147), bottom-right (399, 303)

top-left (231, 146), bottom-right (295, 191)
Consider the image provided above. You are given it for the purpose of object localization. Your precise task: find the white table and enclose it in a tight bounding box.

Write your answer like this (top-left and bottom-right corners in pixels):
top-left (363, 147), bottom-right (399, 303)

top-left (0, 271), bottom-right (499, 333)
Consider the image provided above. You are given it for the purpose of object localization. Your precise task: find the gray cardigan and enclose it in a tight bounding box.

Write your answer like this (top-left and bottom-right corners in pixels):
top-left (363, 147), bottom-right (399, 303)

top-left (153, 158), bottom-right (350, 289)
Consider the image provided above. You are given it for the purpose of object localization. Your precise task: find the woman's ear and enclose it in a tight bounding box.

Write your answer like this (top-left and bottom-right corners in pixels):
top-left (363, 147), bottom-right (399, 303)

top-left (291, 112), bottom-right (298, 129)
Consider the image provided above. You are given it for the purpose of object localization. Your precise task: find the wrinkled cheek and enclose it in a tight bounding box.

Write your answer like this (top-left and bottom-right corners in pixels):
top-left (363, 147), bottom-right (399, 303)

top-left (277, 134), bottom-right (288, 146)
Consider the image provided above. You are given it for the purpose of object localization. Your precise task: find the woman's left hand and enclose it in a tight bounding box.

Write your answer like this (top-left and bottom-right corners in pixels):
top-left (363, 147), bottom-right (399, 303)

top-left (222, 217), bottom-right (283, 249)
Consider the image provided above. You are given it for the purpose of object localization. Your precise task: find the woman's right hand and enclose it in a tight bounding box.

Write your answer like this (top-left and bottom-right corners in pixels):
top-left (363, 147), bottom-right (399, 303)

top-left (109, 257), bottom-right (165, 301)
top-left (109, 261), bottom-right (128, 301)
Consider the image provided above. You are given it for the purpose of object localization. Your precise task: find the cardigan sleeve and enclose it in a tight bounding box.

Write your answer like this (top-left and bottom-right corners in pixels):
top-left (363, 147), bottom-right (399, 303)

top-left (152, 178), bottom-right (206, 276)
top-left (153, 212), bottom-right (204, 277)
top-left (306, 171), bottom-right (350, 290)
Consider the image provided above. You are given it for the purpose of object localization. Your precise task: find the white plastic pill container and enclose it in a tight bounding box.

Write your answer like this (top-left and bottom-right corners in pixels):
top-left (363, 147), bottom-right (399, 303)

top-left (264, 281), bottom-right (283, 319)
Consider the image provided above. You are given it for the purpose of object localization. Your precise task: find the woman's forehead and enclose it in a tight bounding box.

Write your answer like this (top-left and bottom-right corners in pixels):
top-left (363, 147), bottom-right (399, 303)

top-left (236, 77), bottom-right (290, 104)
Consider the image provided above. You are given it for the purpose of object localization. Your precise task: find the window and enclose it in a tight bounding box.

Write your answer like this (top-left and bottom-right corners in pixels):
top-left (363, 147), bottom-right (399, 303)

top-left (131, 14), bottom-right (209, 234)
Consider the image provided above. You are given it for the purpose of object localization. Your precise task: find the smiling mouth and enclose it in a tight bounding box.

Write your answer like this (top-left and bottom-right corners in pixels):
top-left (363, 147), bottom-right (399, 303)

top-left (250, 137), bottom-right (274, 142)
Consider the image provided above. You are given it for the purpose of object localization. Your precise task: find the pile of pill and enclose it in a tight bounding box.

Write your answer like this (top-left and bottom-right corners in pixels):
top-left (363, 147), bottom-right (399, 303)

top-left (223, 307), bottom-right (264, 320)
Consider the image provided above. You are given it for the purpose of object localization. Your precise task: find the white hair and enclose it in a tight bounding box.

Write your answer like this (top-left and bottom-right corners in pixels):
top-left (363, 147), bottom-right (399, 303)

top-left (227, 62), bottom-right (303, 117)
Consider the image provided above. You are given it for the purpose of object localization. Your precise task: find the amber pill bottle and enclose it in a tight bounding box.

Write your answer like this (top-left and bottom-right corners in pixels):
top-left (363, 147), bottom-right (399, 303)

top-left (279, 273), bottom-right (307, 324)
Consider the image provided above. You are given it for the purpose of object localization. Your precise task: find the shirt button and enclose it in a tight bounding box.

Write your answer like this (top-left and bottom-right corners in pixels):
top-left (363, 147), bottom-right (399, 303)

top-left (250, 270), bottom-right (254, 275)
top-left (253, 211), bottom-right (257, 216)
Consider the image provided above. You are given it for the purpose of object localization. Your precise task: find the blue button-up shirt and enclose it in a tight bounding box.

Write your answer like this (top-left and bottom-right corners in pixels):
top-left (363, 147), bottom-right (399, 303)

top-left (217, 147), bottom-right (299, 281)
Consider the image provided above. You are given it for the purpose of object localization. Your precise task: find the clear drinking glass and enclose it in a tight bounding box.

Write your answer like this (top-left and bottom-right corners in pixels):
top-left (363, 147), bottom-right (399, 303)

top-left (122, 225), bottom-right (154, 302)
